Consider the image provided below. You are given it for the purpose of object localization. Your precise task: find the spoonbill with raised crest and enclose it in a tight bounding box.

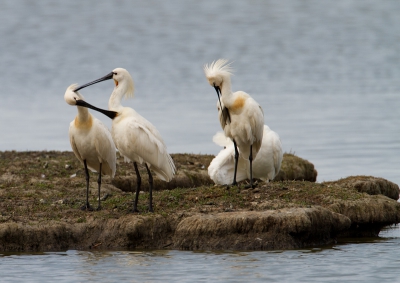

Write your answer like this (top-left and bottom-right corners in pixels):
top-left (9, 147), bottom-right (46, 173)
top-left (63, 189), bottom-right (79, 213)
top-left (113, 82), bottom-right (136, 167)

top-left (204, 59), bottom-right (264, 189)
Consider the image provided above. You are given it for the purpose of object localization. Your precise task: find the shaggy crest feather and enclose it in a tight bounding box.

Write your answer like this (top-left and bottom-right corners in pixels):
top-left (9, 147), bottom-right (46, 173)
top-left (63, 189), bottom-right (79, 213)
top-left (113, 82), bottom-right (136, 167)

top-left (203, 59), bottom-right (234, 78)
top-left (124, 76), bottom-right (134, 99)
top-left (112, 67), bottom-right (135, 100)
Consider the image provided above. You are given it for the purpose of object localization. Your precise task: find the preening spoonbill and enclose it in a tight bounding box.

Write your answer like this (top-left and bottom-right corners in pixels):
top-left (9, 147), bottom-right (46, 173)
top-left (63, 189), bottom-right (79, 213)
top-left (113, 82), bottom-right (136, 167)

top-left (204, 59), bottom-right (264, 188)
top-left (74, 68), bottom-right (176, 213)
top-left (209, 125), bottom-right (283, 185)
top-left (64, 84), bottom-right (116, 211)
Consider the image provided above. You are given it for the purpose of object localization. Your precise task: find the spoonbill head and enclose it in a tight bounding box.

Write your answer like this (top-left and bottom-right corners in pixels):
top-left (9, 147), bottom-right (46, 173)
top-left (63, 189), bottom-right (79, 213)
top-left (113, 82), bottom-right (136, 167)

top-left (74, 68), bottom-right (134, 98)
top-left (204, 59), bottom-right (233, 90)
top-left (204, 59), bottom-right (233, 122)
top-left (64, 84), bottom-right (85, 105)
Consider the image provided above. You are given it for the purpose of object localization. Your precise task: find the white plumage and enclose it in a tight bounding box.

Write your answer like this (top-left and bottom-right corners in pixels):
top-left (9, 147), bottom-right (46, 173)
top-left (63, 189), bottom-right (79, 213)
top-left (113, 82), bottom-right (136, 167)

top-left (111, 105), bottom-right (175, 183)
top-left (64, 84), bottom-right (116, 210)
top-left (209, 125), bottom-right (283, 185)
top-left (204, 59), bottom-right (264, 188)
top-left (74, 68), bottom-right (175, 212)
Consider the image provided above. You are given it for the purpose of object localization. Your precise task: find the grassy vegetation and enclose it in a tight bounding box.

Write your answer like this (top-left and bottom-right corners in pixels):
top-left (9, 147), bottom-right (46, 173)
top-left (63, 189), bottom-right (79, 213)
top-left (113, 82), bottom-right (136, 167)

top-left (0, 151), bottom-right (376, 225)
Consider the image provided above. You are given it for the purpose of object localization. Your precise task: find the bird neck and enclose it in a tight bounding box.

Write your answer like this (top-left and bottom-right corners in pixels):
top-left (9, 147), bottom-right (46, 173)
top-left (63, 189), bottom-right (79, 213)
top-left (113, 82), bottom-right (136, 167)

top-left (108, 87), bottom-right (125, 112)
top-left (74, 106), bottom-right (93, 129)
top-left (220, 77), bottom-right (234, 106)
top-left (76, 105), bottom-right (90, 121)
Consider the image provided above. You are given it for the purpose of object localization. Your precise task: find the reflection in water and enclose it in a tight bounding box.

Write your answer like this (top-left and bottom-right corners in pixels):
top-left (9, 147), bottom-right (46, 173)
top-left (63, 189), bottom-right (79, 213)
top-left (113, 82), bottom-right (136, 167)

top-left (0, 225), bottom-right (399, 282)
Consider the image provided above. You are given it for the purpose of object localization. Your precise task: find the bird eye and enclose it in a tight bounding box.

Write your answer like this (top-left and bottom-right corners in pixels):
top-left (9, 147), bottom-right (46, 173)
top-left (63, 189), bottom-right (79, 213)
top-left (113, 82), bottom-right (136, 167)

top-left (113, 72), bottom-right (117, 76)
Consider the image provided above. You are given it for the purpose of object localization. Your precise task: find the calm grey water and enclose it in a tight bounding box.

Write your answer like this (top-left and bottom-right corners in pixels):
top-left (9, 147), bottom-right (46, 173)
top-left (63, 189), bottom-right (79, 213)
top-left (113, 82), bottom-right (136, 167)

top-left (0, 0), bottom-right (399, 281)
top-left (0, 225), bottom-right (399, 282)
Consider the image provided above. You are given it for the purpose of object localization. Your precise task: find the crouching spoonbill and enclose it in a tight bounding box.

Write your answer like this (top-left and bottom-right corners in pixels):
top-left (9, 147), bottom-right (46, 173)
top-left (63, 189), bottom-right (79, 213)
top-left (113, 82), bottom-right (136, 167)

top-left (209, 125), bottom-right (283, 185)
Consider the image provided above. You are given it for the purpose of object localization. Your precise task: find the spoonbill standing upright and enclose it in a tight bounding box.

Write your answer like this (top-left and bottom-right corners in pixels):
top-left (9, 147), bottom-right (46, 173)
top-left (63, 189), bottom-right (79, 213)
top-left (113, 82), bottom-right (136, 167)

top-left (204, 59), bottom-right (264, 188)
top-left (74, 68), bottom-right (176, 213)
top-left (64, 84), bottom-right (116, 210)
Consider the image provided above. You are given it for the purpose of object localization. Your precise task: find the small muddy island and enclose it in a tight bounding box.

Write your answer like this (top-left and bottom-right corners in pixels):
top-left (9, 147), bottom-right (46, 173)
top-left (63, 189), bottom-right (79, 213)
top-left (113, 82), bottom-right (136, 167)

top-left (0, 151), bottom-right (399, 252)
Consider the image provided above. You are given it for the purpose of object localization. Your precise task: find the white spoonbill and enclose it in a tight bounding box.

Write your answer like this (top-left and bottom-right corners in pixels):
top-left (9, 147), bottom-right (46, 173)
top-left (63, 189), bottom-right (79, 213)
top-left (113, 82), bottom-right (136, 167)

top-left (64, 84), bottom-right (116, 211)
top-left (209, 125), bottom-right (283, 185)
top-left (74, 68), bottom-right (176, 213)
top-left (204, 59), bottom-right (264, 188)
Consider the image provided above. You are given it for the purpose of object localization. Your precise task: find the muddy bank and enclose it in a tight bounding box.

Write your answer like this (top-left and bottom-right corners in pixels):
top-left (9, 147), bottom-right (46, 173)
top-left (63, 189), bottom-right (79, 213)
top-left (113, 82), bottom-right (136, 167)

top-left (0, 151), bottom-right (399, 251)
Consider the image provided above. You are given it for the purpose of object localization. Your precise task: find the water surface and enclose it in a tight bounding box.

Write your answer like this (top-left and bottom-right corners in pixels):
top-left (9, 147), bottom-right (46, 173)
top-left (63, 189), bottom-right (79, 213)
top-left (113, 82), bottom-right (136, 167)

top-left (1, 225), bottom-right (399, 282)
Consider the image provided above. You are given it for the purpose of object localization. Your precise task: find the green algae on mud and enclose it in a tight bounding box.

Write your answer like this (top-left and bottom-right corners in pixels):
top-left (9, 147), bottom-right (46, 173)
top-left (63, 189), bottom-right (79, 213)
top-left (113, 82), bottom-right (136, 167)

top-left (0, 151), bottom-right (399, 251)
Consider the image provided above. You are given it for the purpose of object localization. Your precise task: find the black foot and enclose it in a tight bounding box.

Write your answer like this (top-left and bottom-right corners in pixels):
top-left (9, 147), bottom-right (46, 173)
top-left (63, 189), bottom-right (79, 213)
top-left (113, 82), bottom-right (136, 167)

top-left (244, 181), bottom-right (258, 189)
top-left (226, 183), bottom-right (240, 192)
top-left (80, 204), bottom-right (93, 211)
top-left (148, 207), bottom-right (154, 213)
top-left (96, 206), bottom-right (102, 211)
top-left (130, 208), bottom-right (140, 213)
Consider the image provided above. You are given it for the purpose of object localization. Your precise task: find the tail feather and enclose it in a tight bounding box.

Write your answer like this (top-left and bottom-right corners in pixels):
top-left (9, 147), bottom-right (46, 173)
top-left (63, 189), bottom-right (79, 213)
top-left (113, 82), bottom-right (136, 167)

top-left (150, 153), bottom-right (176, 182)
top-left (212, 132), bottom-right (232, 147)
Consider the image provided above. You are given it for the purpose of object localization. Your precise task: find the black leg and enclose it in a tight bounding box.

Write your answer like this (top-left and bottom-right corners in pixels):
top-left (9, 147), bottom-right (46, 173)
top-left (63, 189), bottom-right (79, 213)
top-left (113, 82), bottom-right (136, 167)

top-left (132, 162), bottom-right (141, 213)
top-left (249, 145), bottom-right (254, 189)
top-left (145, 163), bottom-right (154, 213)
top-left (232, 140), bottom-right (239, 186)
top-left (96, 163), bottom-right (102, 211)
top-left (81, 160), bottom-right (92, 211)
